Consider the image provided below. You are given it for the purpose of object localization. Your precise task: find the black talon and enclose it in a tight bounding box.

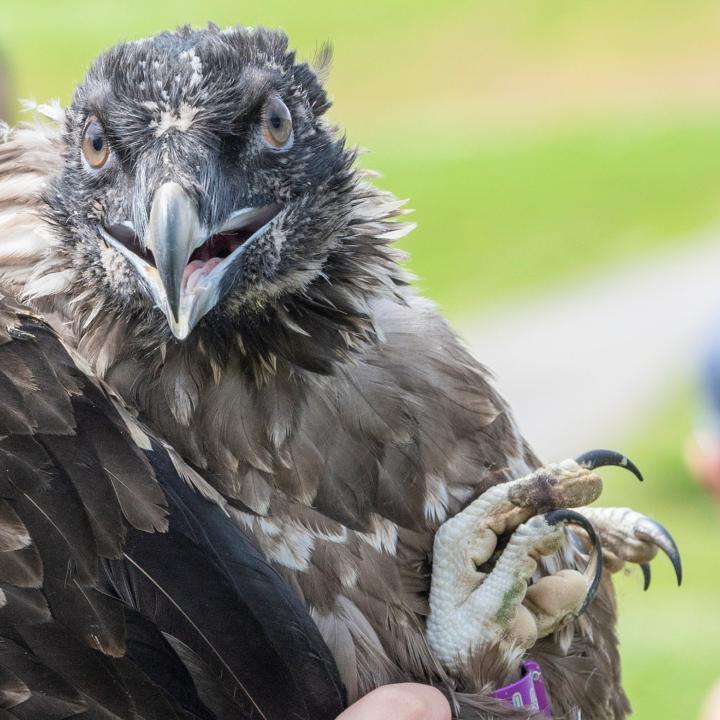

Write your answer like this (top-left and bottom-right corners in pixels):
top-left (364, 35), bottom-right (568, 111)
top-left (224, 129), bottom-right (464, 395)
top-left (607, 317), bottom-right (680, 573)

top-left (575, 449), bottom-right (644, 482)
top-left (545, 509), bottom-right (603, 615)
top-left (640, 562), bottom-right (651, 591)
top-left (635, 517), bottom-right (683, 587)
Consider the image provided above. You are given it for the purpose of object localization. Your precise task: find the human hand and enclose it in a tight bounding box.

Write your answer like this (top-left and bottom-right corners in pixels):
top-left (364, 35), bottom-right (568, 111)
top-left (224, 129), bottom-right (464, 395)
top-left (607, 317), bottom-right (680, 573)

top-left (702, 680), bottom-right (720, 720)
top-left (686, 432), bottom-right (720, 502)
top-left (336, 683), bottom-right (451, 720)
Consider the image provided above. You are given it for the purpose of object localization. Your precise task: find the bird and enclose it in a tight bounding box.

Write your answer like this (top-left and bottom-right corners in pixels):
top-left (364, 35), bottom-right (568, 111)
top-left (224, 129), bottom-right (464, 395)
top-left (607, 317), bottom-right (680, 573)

top-left (0, 293), bottom-right (346, 718)
top-left (0, 24), bottom-right (681, 719)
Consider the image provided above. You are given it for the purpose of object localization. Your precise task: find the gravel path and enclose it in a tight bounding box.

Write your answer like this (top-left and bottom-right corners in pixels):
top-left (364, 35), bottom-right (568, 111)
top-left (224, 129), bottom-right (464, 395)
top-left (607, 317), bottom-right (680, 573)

top-left (458, 234), bottom-right (720, 459)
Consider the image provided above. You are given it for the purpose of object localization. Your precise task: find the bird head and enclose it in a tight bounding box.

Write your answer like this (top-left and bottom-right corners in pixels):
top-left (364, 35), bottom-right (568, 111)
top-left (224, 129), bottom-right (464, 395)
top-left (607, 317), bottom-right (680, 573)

top-left (31, 25), bottom-right (405, 353)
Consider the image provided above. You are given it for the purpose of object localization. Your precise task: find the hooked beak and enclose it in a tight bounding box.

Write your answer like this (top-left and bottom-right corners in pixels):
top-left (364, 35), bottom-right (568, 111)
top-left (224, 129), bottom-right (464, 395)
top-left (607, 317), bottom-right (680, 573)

top-left (146, 182), bottom-right (202, 328)
top-left (99, 182), bottom-right (281, 340)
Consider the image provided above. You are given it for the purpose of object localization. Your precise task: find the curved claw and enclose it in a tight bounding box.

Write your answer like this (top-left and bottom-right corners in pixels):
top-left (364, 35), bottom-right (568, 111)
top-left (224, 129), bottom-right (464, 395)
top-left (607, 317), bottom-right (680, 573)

top-left (640, 562), bottom-right (651, 591)
top-left (634, 517), bottom-right (682, 586)
top-left (575, 449), bottom-right (644, 482)
top-left (545, 508), bottom-right (603, 615)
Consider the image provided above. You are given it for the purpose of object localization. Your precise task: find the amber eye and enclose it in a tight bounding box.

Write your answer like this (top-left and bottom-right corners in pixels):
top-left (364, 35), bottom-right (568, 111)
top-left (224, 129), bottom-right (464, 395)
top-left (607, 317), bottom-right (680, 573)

top-left (81, 116), bottom-right (111, 170)
top-left (261, 96), bottom-right (293, 150)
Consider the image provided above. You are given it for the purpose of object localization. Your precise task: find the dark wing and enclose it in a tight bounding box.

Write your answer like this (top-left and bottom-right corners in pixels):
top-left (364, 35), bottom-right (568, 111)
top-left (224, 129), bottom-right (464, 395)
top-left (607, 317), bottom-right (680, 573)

top-left (0, 295), bottom-right (345, 720)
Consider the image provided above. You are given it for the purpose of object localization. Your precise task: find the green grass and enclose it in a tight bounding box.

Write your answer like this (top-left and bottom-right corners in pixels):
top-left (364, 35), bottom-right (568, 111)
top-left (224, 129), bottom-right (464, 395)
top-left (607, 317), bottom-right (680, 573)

top-left (596, 387), bottom-right (720, 718)
top-left (2, 0), bottom-right (720, 122)
top-left (370, 115), bottom-right (720, 316)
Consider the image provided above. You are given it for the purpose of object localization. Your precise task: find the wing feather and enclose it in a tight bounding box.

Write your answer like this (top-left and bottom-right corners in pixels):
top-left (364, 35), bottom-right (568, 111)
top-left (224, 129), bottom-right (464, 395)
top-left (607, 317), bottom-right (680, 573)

top-left (0, 294), bottom-right (346, 718)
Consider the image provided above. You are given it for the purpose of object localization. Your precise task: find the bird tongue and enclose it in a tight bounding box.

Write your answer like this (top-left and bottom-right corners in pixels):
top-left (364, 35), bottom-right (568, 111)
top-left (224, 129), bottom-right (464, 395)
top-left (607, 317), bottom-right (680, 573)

top-left (182, 257), bottom-right (223, 292)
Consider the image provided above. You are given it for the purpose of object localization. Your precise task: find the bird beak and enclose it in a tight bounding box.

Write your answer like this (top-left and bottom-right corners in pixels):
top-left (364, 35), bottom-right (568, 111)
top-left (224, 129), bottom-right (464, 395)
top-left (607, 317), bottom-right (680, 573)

top-left (144, 182), bottom-right (204, 337)
top-left (99, 181), bottom-right (281, 341)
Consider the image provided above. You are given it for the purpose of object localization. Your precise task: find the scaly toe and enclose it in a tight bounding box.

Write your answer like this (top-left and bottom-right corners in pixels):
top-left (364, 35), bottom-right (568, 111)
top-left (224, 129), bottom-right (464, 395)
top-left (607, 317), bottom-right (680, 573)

top-left (574, 506), bottom-right (682, 589)
top-left (525, 569), bottom-right (589, 637)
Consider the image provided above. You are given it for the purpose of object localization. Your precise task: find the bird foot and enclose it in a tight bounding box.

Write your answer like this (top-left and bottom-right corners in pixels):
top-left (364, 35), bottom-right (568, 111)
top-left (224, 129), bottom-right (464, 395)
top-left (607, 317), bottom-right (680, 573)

top-left (426, 450), bottom-right (639, 672)
top-left (573, 506), bottom-right (682, 589)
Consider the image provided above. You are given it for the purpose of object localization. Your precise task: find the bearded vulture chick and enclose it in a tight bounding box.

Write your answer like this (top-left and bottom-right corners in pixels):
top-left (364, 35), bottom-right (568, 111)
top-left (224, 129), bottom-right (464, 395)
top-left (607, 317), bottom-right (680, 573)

top-left (0, 25), bottom-right (680, 719)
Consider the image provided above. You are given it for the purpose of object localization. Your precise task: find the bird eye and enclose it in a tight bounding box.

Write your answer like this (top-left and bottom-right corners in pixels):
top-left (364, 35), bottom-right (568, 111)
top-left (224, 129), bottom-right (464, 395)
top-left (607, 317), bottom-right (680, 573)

top-left (261, 96), bottom-right (293, 150)
top-left (81, 115), bottom-right (111, 170)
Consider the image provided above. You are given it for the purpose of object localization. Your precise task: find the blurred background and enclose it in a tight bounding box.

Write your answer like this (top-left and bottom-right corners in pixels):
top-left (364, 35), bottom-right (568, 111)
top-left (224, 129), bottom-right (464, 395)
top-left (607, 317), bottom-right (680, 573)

top-left (2, 1), bottom-right (720, 716)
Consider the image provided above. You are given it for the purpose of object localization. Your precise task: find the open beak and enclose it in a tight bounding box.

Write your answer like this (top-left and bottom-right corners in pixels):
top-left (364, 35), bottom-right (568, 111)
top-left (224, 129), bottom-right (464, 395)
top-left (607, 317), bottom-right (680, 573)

top-left (146, 182), bottom-right (202, 328)
top-left (99, 182), bottom-right (281, 340)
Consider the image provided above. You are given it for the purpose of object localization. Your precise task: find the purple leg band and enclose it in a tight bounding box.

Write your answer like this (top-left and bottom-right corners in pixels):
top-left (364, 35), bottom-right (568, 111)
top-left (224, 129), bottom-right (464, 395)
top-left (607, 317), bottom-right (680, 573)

top-left (489, 660), bottom-right (552, 717)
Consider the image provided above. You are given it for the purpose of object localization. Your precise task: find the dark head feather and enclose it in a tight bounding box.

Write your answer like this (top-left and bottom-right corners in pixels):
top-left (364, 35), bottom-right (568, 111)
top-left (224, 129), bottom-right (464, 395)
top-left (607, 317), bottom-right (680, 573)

top-left (21, 25), bottom-right (412, 382)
